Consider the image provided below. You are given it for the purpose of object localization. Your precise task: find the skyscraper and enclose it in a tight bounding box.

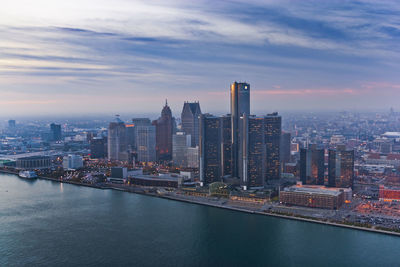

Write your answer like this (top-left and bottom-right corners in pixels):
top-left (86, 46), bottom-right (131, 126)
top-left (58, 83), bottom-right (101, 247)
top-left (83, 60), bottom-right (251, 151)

top-left (264, 113), bottom-right (281, 181)
top-left (153, 100), bottom-right (174, 161)
top-left (172, 132), bottom-right (190, 167)
top-left (90, 137), bottom-right (107, 159)
top-left (50, 123), bottom-right (62, 142)
top-left (134, 120), bottom-right (156, 163)
top-left (242, 115), bottom-right (265, 188)
top-left (199, 114), bottom-right (221, 185)
top-left (107, 117), bottom-right (128, 161)
top-left (300, 144), bottom-right (325, 185)
top-left (230, 82), bottom-right (250, 178)
top-left (221, 114), bottom-right (232, 177)
top-left (328, 145), bottom-right (354, 188)
top-left (181, 101), bottom-right (201, 147)
top-left (280, 132), bottom-right (291, 167)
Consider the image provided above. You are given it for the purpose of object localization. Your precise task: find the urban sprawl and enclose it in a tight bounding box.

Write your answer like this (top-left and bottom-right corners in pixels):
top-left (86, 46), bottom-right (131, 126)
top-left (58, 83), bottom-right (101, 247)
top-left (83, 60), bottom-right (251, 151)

top-left (2, 82), bottom-right (400, 234)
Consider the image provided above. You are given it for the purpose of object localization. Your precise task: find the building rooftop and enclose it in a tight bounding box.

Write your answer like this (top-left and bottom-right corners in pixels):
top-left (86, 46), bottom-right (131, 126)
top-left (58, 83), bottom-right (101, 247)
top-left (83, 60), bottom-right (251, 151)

top-left (282, 184), bottom-right (347, 197)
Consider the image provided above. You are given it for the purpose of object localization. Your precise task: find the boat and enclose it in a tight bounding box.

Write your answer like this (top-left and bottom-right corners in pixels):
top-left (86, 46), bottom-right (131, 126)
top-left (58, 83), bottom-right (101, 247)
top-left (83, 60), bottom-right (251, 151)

top-left (18, 171), bottom-right (38, 179)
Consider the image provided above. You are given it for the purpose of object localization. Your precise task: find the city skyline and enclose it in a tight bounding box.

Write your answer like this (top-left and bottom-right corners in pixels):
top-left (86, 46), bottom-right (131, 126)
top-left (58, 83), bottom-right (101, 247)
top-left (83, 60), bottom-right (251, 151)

top-left (1, 0), bottom-right (400, 116)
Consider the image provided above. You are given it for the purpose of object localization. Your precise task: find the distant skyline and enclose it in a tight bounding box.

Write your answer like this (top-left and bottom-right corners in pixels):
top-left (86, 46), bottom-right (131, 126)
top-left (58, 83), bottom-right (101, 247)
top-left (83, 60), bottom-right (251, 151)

top-left (1, 0), bottom-right (400, 116)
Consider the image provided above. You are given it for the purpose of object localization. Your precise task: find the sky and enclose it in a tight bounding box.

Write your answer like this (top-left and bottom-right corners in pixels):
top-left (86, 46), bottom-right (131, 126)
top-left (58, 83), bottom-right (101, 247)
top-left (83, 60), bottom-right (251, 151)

top-left (1, 0), bottom-right (400, 117)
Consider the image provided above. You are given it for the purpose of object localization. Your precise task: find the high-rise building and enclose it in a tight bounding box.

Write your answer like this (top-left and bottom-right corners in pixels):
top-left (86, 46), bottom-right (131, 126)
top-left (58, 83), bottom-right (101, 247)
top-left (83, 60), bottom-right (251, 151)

top-left (153, 100), bottom-right (174, 161)
top-left (181, 101), bottom-right (201, 147)
top-left (135, 123), bottom-right (156, 162)
top-left (328, 145), bottom-right (354, 188)
top-left (131, 118), bottom-right (151, 151)
top-left (300, 144), bottom-right (325, 185)
top-left (264, 113), bottom-right (281, 181)
top-left (107, 117), bottom-right (128, 161)
top-left (230, 82), bottom-right (250, 179)
top-left (187, 147), bottom-right (199, 168)
top-left (199, 114), bottom-right (221, 185)
top-left (125, 123), bottom-right (136, 150)
top-left (221, 115), bottom-right (232, 176)
top-left (172, 132), bottom-right (191, 167)
top-left (280, 132), bottom-right (291, 167)
top-left (90, 137), bottom-right (107, 159)
top-left (50, 123), bottom-right (62, 142)
top-left (241, 115), bottom-right (265, 188)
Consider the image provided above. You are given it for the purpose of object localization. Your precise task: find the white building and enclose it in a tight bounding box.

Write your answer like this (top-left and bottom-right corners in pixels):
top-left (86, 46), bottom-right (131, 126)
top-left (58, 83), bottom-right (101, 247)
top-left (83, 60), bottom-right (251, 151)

top-left (63, 154), bottom-right (83, 170)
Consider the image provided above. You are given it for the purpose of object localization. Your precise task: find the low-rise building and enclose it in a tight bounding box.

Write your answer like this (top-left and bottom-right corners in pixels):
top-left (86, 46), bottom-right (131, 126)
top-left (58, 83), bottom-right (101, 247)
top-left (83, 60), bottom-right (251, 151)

top-left (280, 183), bottom-right (346, 209)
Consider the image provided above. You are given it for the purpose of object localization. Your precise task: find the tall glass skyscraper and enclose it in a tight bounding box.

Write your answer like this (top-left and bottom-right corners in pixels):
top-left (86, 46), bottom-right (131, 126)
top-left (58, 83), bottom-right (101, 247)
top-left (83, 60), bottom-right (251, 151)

top-left (108, 117), bottom-right (128, 161)
top-left (181, 101), bottom-right (201, 147)
top-left (199, 114), bottom-right (221, 185)
top-left (300, 144), bottom-right (325, 185)
top-left (230, 82), bottom-right (250, 178)
top-left (264, 113), bottom-right (281, 181)
top-left (328, 145), bottom-right (354, 188)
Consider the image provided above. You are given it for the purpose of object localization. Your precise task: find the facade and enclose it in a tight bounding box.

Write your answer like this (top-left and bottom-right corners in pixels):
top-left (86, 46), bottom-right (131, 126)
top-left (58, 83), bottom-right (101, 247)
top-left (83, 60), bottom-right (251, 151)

top-left (300, 144), bottom-right (325, 185)
top-left (264, 113), bottom-right (281, 181)
top-left (328, 145), bottom-right (355, 188)
top-left (172, 132), bottom-right (190, 167)
top-left (199, 114), bottom-right (221, 185)
top-left (379, 185), bottom-right (400, 201)
top-left (107, 117), bottom-right (128, 161)
top-left (153, 100), bottom-right (174, 161)
top-left (243, 116), bottom-right (265, 188)
top-left (16, 156), bottom-right (51, 169)
top-left (63, 154), bottom-right (83, 170)
top-left (280, 132), bottom-right (291, 166)
top-left (90, 137), bottom-right (107, 159)
top-left (280, 184), bottom-right (344, 210)
top-left (221, 115), bottom-right (232, 177)
top-left (230, 82), bottom-right (250, 179)
top-left (135, 124), bottom-right (156, 162)
top-left (181, 101), bottom-right (201, 147)
top-left (187, 147), bottom-right (199, 168)
top-left (50, 123), bottom-right (62, 142)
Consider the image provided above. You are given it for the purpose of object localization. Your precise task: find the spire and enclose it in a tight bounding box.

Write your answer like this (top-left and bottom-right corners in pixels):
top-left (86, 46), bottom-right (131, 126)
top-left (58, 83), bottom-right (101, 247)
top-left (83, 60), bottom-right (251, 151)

top-left (165, 99), bottom-right (168, 106)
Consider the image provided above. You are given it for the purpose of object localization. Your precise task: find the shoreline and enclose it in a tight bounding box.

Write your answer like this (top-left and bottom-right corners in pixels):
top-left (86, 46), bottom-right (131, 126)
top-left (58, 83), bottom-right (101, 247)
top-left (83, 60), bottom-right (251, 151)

top-left (1, 169), bottom-right (399, 237)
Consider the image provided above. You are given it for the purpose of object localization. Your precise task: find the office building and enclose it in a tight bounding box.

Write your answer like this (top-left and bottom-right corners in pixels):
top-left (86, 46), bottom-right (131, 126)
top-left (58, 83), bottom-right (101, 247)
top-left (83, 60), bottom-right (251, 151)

top-left (153, 100), bottom-right (174, 161)
top-left (230, 82), bottom-right (250, 179)
top-left (107, 117), bottom-right (128, 161)
top-left (242, 115), bottom-right (265, 188)
top-left (90, 137), bottom-right (107, 159)
top-left (280, 132), bottom-right (291, 167)
top-left (135, 123), bottom-right (156, 162)
top-left (199, 114), bottom-right (221, 185)
top-left (50, 123), bottom-right (62, 142)
top-left (279, 183), bottom-right (345, 210)
top-left (187, 147), bottom-right (199, 168)
top-left (63, 154), bottom-right (83, 170)
top-left (172, 132), bottom-right (191, 167)
top-left (221, 115), bottom-right (232, 176)
top-left (125, 123), bottom-right (136, 150)
top-left (328, 145), bottom-right (355, 188)
top-left (181, 101), bottom-right (201, 147)
top-left (264, 113), bottom-right (281, 181)
top-left (300, 144), bottom-right (325, 185)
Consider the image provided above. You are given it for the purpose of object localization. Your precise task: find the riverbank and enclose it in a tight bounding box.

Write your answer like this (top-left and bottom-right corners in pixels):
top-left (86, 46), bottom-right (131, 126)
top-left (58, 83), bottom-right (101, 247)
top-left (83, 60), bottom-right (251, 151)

top-left (1, 169), bottom-right (399, 237)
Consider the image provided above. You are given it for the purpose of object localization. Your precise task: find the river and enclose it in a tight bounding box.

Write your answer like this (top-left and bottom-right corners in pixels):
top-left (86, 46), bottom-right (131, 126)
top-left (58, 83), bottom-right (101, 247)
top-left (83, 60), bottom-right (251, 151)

top-left (0, 173), bottom-right (398, 266)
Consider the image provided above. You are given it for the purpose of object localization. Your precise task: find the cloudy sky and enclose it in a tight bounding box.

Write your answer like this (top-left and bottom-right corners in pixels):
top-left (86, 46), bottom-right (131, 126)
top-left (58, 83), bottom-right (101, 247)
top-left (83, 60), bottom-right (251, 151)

top-left (1, 0), bottom-right (399, 116)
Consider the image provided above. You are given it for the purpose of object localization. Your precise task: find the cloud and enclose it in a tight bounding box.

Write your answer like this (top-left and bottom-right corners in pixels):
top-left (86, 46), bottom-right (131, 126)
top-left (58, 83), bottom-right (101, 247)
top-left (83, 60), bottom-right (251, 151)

top-left (0, 0), bottom-right (399, 115)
